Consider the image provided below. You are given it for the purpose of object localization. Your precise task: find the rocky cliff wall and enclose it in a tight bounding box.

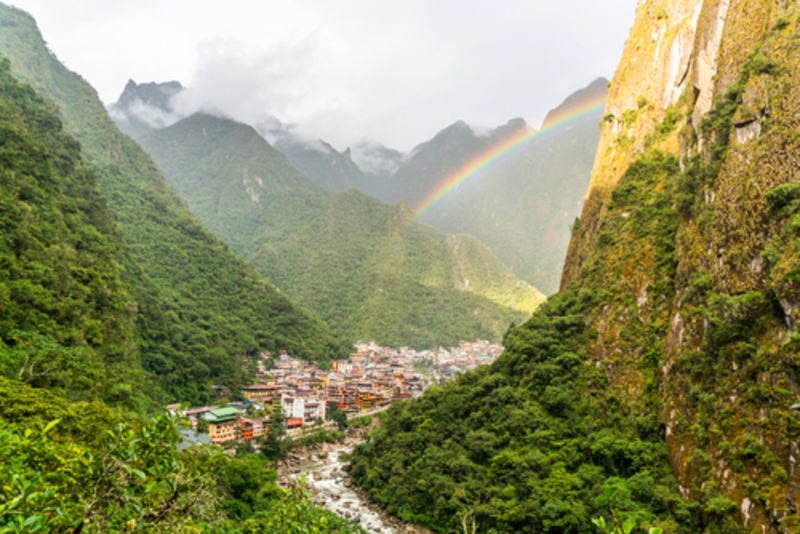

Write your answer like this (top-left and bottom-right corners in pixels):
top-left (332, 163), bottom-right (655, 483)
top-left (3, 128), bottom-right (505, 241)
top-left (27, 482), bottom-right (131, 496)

top-left (561, 0), bottom-right (800, 530)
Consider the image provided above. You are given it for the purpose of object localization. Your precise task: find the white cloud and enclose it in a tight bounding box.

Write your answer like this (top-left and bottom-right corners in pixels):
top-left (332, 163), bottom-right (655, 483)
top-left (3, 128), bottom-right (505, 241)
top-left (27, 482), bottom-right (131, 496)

top-left (172, 36), bottom-right (319, 126)
top-left (126, 99), bottom-right (183, 128)
top-left (10, 0), bottom-right (637, 151)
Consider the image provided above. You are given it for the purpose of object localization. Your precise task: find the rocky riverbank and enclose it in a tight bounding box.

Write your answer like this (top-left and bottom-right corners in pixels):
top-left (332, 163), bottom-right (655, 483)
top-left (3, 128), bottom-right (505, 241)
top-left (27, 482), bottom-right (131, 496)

top-left (275, 426), bottom-right (431, 534)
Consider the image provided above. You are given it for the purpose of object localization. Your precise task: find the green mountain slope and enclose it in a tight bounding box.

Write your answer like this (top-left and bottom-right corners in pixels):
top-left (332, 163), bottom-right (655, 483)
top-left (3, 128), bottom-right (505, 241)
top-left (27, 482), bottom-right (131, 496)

top-left (0, 58), bottom-right (145, 405)
top-left (250, 191), bottom-right (542, 348)
top-left (137, 113), bottom-right (544, 348)
top-left (0, 22), bottom-right (359, 533)
top-left (0, 4), bottom-right (349, 403)
top-left (370, 80), bottom-right (606, 293)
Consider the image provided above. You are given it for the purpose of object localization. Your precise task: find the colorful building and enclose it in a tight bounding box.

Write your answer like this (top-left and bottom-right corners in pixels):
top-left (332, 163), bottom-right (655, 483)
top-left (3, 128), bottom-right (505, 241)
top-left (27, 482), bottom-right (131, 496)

top-left (207, 407), bottom-right (240, 445)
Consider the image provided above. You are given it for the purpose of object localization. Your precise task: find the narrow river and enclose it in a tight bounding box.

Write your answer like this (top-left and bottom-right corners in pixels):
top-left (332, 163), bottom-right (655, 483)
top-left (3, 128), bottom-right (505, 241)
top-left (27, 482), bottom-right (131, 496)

top-left (289, 444), bottom-right (399, 533)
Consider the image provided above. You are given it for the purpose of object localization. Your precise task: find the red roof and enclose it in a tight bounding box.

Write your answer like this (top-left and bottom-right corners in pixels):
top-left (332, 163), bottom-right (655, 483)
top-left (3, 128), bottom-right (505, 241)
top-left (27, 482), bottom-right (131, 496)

top-left (184, 406), bottom-right (217, 416)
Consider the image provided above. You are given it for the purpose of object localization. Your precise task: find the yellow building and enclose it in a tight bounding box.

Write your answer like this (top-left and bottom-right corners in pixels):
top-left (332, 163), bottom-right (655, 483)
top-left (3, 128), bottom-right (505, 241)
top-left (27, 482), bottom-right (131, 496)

top-left (308, 377), bottom-right (325, 391)
top-left (207, 407), bottom-right (239, 445)
top-left (242, 384), bottom-right (283, 403)
top-left (357, 390), bottom-right (385, 411)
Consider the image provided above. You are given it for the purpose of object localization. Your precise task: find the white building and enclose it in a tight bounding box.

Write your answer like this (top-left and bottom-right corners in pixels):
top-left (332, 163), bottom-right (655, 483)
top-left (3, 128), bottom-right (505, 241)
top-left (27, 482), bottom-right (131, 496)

top-left (281, 394), bottom-right (326, 425)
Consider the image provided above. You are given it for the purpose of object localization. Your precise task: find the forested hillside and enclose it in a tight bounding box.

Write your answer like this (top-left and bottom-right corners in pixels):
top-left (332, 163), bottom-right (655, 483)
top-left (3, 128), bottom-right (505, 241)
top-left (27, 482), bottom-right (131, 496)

top-left (0, 51), bottom-right (359, 533)
top-left (0, 57), bottom-right (144, 405)
top-left (0, 3), bottom-right (350, 404)
top-left (351, 1), bottom-right (800, 532)
top-left (138, 113), bottom-right (544, 348)
top-left (351, 287), bottom-right (689, 532)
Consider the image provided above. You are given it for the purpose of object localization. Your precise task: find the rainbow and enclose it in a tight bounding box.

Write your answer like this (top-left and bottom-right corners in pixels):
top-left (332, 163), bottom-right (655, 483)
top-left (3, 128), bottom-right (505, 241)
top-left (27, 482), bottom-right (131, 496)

top-left (413, 93), bottom-right (607, 219)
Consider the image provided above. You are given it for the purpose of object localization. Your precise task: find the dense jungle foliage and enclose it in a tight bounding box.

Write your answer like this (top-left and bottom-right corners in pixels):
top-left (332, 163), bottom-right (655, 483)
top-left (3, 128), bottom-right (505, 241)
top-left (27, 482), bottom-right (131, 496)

top-left (0, 377), bottom-right (362, 533)
top-left (0, 4), bottom-right (351, 405)
top-left (350, 288), bottom-right (705, 533)
top-left (0, 57), bottom-right (146, 406)
top-left (0, 51), bottom-right (360, 532)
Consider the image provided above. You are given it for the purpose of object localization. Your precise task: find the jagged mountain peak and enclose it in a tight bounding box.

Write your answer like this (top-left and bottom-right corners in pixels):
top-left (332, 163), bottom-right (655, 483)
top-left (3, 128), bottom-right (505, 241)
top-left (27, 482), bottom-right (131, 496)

top-left (503, 116), bottom-right (528, 129)
top-left (113, 79), bottom-right (183, 112)
top-left (489, 117), bottom-right (533, 139)
top-left (108, 79), bottom-right (185, 137)
top-left (542, 76), bottom-right (608, 128)
top-left (406, 120), bottom-right (480, 159)
top-left (350, 141), bottom-right (405, 180)
top-left (439, 119), bottom-right (474, 136)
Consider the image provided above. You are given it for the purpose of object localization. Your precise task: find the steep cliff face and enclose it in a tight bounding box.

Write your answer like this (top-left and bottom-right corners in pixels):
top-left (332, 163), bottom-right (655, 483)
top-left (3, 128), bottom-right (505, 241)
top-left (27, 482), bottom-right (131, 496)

top-left (562, 0), bottom-right (703, 285)
top-left (562, 0), bottom-right (800, 530)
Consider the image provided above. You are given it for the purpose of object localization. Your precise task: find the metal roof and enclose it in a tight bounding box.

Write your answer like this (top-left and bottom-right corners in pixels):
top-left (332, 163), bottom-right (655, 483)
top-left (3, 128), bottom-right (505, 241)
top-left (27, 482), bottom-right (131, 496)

top-left (209, 406), bottom-right (240, 419)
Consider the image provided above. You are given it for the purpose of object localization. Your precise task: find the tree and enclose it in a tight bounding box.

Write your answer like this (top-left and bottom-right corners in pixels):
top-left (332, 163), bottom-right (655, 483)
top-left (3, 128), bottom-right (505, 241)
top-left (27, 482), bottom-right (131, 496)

top-left (261, 403), bottom-right (289, 460)
top-left (0, 414), bottom-right (220, 532)
top-left (235, 440), bottom-right (255, 457)
top-left (196, 417), bottom-right (209, 434)
top-left (328, 406), bottom-right (348, 431)
top-left (241, 482), bottom-right (361, 533)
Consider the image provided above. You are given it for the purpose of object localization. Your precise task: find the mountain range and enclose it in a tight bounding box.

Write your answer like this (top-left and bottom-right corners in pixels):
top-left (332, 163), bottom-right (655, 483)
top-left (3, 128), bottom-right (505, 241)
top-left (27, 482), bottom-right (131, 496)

top-left (370, 78), bottom-right (608, 293)
top-left (110, 76), bottom-right (606, 295)
top-left (134, 112), bottom-right (544, 348)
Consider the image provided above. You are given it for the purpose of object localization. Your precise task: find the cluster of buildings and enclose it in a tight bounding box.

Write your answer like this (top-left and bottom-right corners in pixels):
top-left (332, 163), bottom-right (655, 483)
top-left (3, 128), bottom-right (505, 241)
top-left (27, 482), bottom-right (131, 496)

top-left (170, 340), bottom-right (503, 447)
top-left (409, 340), bottom-right (504, 381)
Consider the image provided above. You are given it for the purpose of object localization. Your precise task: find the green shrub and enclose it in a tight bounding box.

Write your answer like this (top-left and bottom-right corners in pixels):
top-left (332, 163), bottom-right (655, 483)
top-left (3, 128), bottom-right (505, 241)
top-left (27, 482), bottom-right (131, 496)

top-left (765, 181), bottom-right (800, 212)
top-left (656, 108), bottom-right (682, 136)
top-left (773, 16), bottom-right (790, 31)
top-left (746, 52), bottom-right (782, 76)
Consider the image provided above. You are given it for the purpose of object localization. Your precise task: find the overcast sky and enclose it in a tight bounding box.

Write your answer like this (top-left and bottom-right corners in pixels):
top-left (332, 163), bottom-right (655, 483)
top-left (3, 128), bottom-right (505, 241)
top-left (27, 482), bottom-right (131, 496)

top-left (10, 0), bottom-right (637, 151)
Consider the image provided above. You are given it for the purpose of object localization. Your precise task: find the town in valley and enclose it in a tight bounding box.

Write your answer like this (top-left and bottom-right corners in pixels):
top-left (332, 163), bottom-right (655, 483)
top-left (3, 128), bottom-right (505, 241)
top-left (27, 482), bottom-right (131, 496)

top-left (169, 340), bottom-right (503, 448)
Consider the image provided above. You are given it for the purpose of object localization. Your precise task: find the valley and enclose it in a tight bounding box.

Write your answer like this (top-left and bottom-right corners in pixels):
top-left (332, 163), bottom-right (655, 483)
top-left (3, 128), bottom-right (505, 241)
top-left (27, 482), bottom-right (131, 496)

top-left (2, 0), bottom-right (800, 533)
top-left (133, 112), bottom-right (544, 348)
top-left (167, 341), bottom-right (503, 531)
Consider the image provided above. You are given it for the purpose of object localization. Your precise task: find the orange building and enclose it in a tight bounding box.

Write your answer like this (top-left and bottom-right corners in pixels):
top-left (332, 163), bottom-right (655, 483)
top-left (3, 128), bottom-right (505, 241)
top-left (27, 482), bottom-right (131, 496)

top-left (286, 417), bottom-right (303, 428)
top-left (240, 419), bottom-right (254, 441)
